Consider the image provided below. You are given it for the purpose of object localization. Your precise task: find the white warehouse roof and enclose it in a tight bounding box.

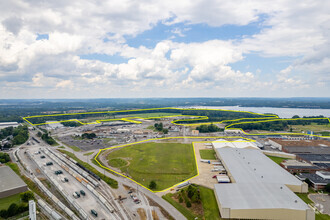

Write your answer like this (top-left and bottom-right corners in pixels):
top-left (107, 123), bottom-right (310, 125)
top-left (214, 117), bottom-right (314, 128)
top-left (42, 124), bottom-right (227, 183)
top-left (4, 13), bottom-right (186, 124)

top-left (212, 139), bottom-right (259, 150)
top-left (215, 182), bottom-right (309, 210)
top-left (216, 148), bottom-right (303, 186)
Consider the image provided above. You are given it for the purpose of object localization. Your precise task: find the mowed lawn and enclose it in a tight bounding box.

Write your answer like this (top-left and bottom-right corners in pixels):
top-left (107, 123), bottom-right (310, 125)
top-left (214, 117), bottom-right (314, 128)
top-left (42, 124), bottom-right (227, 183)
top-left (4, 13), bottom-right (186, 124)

top-left (267, 155), bottom-right (288, 165)
top-left (107, 142), bottom-right (197, 190)
top-left (0, 193), bottom-right (22, 210)
top-left (199, 149), bottom-right (216, 160)
top-left (291, 122), bottom-right (330, 133)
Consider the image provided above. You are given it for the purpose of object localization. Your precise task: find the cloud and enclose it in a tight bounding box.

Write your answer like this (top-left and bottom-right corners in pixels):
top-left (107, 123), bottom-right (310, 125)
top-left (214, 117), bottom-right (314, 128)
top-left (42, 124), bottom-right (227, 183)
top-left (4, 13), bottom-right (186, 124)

top-left (0, 0), bottom-right (329, 98)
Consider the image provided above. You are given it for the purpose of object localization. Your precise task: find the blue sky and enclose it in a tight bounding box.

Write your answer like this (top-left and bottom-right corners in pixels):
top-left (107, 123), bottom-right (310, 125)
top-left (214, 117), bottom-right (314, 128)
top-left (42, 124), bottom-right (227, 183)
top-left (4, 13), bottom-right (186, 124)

top-left (0, 0), bottom-right (329, 98)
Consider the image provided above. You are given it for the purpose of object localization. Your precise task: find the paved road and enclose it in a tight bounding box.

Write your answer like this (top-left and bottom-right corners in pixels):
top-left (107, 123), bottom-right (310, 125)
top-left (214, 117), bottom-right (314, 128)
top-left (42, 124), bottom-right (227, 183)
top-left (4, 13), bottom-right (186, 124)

top-left (72, 150), bottom-right (186, 220)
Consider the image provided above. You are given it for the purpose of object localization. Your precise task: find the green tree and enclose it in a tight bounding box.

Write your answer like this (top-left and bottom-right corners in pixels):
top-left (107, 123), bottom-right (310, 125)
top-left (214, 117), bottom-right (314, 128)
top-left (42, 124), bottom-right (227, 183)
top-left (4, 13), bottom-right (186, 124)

top-left (325, 183), bottom-right (330, 193)
top-left (0, 152), bottom-right (10, 163)
top-left (20, 191), bottom-right (34, 202)
top-left (305, 178), bottom-right (313, 187)
top-left (7, 203), bottom-right (18, 217)
top-left (186, 201), bottom-right (191, 208)
top-left (0, 209), bottom-right (7, 218)
top-left (179, 196), bottom-right (183, 203)
top-left (149, 180), bottom-right (157, 189)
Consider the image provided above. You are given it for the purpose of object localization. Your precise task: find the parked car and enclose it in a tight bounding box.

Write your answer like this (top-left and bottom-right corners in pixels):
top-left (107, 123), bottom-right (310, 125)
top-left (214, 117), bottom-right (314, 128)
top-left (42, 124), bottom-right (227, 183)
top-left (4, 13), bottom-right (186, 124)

top-left (61, 177), bottom-right (69, 182)
top-left (40, 155), bottom-right (46, 159)
top-left (46, 162), bottom-right (53, 166)
top-left (73, 191), bottom-right (80, 198)
top-left (91, 209), bottom-right (98, 217)
top-left (55, 170), bottom-right (63, 175)
top-left (80, 190), bottom-right (86, 196)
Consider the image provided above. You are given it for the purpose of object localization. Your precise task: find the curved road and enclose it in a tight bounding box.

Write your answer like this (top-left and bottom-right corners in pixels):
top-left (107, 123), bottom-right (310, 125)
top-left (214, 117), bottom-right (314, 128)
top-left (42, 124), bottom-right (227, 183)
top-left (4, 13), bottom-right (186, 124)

top-left (73, 150), bottom-right (186, 220)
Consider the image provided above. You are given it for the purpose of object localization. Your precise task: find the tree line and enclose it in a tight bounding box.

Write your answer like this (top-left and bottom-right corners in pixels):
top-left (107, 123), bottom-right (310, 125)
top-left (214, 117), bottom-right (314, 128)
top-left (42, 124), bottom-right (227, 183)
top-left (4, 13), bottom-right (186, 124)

top-left (196, 124), bottom-right (223, 133)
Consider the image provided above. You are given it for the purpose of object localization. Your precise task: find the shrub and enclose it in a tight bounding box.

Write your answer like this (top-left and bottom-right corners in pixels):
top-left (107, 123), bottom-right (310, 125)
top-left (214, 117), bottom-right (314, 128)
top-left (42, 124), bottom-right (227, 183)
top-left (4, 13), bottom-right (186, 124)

top-left (179, 196), bottom-right (183, 203)
top-left (20, 191), bottom-right (34, 202)
top-left (149, 180), bottom-right (157, 189)
top-left (186, 201), bottom-right (192, 208)
top-left (7, 203), bottom-right (18, 217)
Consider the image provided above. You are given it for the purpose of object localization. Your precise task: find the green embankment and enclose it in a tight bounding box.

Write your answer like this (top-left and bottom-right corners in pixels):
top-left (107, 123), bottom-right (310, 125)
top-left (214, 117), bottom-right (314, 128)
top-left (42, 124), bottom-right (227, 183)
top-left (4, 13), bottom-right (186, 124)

top-left (107, 142), bottom-right (197, 190)
top-left (162, 193), bottom-right (197, 220)
top-left (162, 185), bottom-right (221, 220)
top-left (0, 194), bottom-right (22, 210)
top-left (199, 186), bottom-right (221, 220)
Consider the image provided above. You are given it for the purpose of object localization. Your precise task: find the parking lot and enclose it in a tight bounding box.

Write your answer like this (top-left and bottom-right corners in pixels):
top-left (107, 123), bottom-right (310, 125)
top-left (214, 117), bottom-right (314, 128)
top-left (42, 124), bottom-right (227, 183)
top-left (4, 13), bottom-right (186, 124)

top-left (30, 149), bottom-right (113, 219)
top-left (190, 143), bottom-right (221, 189)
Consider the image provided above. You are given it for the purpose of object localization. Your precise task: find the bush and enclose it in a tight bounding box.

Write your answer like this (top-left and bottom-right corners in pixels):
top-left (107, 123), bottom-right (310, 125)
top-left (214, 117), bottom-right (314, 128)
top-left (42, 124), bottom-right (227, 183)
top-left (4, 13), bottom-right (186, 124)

top-left (7, 203), bottom-right (18, 217)
top-left (0, 209), bottom-right (8, 218)
top-left (20, 191), bottom-right (34, 202)
top-left (186, 201), bottom-right (191, 208)
top-left (0, 152), bottom-right (10, 163)
top-left (179, 196), bottom-right (183, 203)
top-left (149, 180), bottom-right (157, 189)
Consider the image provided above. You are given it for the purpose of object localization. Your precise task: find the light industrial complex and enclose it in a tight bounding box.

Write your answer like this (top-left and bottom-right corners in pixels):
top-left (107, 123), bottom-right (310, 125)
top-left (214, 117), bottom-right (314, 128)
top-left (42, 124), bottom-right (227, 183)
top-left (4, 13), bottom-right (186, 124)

top-left (211, 139), bottom-right (314, 220)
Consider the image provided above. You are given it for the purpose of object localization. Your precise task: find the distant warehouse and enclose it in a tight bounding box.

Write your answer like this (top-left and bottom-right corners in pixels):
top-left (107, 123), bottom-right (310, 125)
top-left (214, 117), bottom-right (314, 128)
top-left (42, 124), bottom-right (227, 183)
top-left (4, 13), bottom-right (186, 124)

top-left (0, 166), bottom-right (27, 198)
top-left (212, 141), bottom-right (314, 220)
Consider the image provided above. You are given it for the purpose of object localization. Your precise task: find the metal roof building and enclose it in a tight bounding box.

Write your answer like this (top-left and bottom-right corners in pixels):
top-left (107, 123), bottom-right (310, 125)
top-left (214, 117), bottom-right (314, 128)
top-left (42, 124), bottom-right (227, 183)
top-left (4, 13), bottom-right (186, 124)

top-left (0, 166), bottom-right (27, 198)
top-left (212, 139), bottom-right (259, 150)
top-left (214, 182), bottom-right (314, 220)
top-left (216, 148), bottom-right (307, 192)
top-left (213, 147), bottom-right (313, 220)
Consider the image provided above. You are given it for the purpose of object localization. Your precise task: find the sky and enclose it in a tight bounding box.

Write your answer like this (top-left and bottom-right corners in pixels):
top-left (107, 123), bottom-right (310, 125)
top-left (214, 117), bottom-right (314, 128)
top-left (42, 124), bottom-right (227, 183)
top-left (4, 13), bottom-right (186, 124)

top-left (1, 0), bottom-right (330, 99)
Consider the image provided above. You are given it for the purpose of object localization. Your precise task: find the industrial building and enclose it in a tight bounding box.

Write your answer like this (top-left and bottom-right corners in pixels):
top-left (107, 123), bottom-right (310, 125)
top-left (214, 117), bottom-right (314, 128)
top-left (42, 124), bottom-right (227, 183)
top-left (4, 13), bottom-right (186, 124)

top-left (281, 159), bottom-right (322, 174)
top-left (0, 122), bottom-right (19, 129)
top-left (296, 154), bottom-right (330, 171)
top-left (215, 148), bottom-right (308, 192)
top-left (268, 138), bottom-right (330, 154)
top-left (296, 171), bottom-right (330, 190)
top-left (212, 143), bottom-right (313, 220)
top-left (212, 138), bottom-right (259, 150)
top-left (0, 166), bottom-right (27, 198)
top-left (215, 182), bottom-right (314, 220)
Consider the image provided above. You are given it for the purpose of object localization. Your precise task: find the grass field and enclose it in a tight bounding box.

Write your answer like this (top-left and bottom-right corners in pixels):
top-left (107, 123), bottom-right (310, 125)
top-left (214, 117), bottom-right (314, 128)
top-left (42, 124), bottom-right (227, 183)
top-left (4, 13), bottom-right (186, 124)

top-left (107, 142), bottom-right (197, 190)
top-left (162, 185), bottom-right (221, 220)
top-left (108, 158), bottom-right (128, 167)
top-left (267, 155), bottom-right (288, 165)
top-left (0, 193), bottom-right (22, 210)
top-left (290, 123), bottom-right (330, 133)
top-left (199, 186), bottom-right (221, 219)
top-left (199, 149), bottom-right (216, 160)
